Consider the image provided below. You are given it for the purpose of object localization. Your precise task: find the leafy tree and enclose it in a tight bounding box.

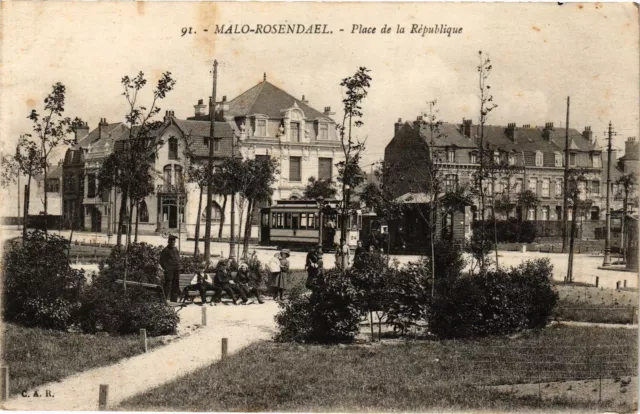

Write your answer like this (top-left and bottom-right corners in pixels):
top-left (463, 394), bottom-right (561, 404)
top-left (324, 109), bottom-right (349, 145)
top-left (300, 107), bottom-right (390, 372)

top-left (565, 169), bottom-right (592, 282)
top-left (27, 83), bottom-right (84, 234)
top-left (303, 176), bottom-right (337, 200)
top-left (14, 137), bottom-right (44, 238)
top-left (186, 162), bottom-right (209, 258)
top-left (337, 67), bottom-right (371, 253)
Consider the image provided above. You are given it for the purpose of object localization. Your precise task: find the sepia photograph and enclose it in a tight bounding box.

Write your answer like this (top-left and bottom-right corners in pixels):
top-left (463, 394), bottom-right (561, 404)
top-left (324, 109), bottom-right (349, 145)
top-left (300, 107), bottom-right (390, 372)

top-left (0, 2), bottom-right (638, 413)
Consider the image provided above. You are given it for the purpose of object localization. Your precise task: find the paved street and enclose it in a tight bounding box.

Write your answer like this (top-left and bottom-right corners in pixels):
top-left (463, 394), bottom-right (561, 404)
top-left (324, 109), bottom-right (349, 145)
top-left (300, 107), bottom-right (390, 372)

top-left (1, 227), bottom-right (636, 289)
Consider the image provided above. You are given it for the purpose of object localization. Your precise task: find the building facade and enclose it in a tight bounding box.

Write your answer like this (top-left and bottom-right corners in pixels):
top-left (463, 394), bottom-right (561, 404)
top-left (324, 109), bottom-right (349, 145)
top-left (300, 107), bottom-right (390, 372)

top-left (385, 118), bottom-right (611, 239)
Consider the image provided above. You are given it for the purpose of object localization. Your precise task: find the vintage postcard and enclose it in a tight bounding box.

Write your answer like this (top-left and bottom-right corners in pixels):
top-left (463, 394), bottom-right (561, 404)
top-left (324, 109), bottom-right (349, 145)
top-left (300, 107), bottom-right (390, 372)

top-left (0, 1), bottom-right (638, 413)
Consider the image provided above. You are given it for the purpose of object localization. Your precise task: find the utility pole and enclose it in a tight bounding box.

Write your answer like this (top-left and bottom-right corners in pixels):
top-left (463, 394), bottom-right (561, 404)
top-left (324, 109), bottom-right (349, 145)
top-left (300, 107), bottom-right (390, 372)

top-left (562, 97), bottom-right (570, 253)
top-left (602, 121), bottom-right (614, 266)
top-left (203, 60), bottom-right (218, 262)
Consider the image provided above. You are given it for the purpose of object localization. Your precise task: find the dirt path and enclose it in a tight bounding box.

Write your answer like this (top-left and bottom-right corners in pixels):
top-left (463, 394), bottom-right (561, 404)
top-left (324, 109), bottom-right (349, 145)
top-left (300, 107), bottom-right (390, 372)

top-left (2, 301), bottom-right (279, 411)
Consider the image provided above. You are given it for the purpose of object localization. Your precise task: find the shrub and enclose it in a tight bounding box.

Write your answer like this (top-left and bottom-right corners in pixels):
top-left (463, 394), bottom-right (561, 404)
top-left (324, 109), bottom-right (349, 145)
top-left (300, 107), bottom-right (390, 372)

top-left (102, 242), bottom-right (162, 283)
top-left (385, 259), bottom-right (432, 335)
top-left (472, 218), bottom-right (537, 244)
top-left (275, 269), bottom-right (361, 343)
top-left (78, 275), bottom-right (179, 336)
top-left (3, 231), bottom-right (85, 330)
top-left (429, 258), bottom-right (558, 339)
top-left (179, 255), bottom-right (201, 274)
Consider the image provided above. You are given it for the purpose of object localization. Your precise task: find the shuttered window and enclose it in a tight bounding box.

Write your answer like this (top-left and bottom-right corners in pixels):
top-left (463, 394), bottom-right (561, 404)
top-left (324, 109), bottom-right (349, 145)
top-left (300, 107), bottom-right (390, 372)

top-left (289, 156), bottom-right (301, 182)
top-left (318, 158), bottom-right (332, 180)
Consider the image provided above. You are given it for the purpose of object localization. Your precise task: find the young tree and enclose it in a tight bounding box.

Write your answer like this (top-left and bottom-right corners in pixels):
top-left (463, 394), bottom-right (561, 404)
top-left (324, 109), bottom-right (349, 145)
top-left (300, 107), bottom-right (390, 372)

top-left (470, 51), bottom-right (498, 273)
top-left (27, 83), bottom-right (84, 234)
top-left (303, 176), bottom-right (337, 200)
top-left (186, 163), bottom-right (208, 258)
top-left (565, 169), bottom-right (592, 282)
top-left (337, 67), bottom-right (371, 255)
top-left (240, 156), bottom-right (278, 258)
top-left (615, 172), bottom-right (637, 262)
top-left (14, 137), bottom-right (43, 238)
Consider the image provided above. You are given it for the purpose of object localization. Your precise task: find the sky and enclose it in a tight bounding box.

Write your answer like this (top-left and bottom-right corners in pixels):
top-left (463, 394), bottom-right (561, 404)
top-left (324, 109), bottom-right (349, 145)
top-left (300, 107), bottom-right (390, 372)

top-left (1, 2), bottom-right (638, 191)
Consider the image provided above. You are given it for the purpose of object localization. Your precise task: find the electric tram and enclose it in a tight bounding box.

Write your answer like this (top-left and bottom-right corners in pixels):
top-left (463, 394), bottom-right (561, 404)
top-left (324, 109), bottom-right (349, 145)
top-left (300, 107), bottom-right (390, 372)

top-left (259, 199), bottom-right (362, 250)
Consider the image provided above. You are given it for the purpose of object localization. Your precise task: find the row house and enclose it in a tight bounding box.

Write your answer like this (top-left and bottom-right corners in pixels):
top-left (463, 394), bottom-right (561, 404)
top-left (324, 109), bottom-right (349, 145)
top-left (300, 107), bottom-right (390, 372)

top-left (385, 118), bottom-right (610, 232)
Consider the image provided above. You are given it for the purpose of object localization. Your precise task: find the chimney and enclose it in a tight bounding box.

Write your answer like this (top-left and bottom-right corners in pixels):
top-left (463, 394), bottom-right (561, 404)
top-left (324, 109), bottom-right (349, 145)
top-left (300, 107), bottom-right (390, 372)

top-left (74, 121), bottom-right (90, 143)
top-left (505, 122), bottom-right (516, 142)
top-left (625, 137), bottom-right (639, 161)
top-left (216, 95), bottom-right (229, 119)
top-left (582, 126), bottom-right (593, 143)
top-left (522, 124), bottom-right (531, 129)
top-left (394, 118), bottom-right (403, 135)
top-left (413, 115), bottom-right (423, 129)
top-left (163, 110), bottom-right (174, 123)
top-left (543, 122), bottom-right (554, 140)
top-left (98, 118), bottom-right (108, 142)
top-left (323, 106), bottom-right (335, 116)
top-left (301, 95), bottom-right (309, 104)
top-left (194, 99), bottom-right (207, 117)
top-left (462, 119), bottom-right (472, 138)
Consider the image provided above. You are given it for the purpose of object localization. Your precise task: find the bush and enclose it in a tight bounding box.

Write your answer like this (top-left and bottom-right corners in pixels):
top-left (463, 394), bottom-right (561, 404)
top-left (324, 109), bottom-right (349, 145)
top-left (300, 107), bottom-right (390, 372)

top-left (275, 269), bottom-right (361, 343)
top-left (78, 275), bottom-right (179, 336)
top-left (102, 242), bottom-right (163, 283)
top-left (472, 218), bottom-right (537, 244)
top-left (179, 255), bottom-right (201, 274)
top-left (429, 258), bottom-right (558, 339)
top-left (3, 231), bottom-right (85, 330)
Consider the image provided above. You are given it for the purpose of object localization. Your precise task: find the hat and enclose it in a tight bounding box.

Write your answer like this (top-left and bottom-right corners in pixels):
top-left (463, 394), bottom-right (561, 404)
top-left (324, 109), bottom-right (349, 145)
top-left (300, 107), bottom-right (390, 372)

top-left (280, 249), bottom-right (290, 258)
top-left (168, 234), bottom-right (177, 241)
top-left (238, 262), bottom-right (249, 270)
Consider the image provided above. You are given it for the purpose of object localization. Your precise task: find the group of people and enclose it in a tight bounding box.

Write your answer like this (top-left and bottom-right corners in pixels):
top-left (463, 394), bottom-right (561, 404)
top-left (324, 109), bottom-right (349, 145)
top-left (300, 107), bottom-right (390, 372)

top-left (157, 234), bottom-right (371, 305)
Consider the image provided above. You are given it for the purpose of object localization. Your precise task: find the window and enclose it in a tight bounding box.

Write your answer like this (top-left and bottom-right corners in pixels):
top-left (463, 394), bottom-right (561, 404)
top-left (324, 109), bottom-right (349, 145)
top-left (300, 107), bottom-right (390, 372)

top-left (444, 174), bottom-right (458, 193)
top-left (289, 156), bottom-right (302, 182)
top-left (527, 207), bottom-right (536, 221)
top-left (138, 200), bottom-right (149, 222)
top-left (542, 178), bottom-right (550, 197)
top-left (528, 178), bottom-right (537, 194)
top-left (319, 124), bottom-right (329, 140)
top-left (508, 153), bottom-right (515, 165)
top-left (493, 151), bottom-right (500, 164)
top-left (290, 122), bottom-right (300, 143)
top-left (590, 207), bottom-right (600, 221)
top-left (318, 158), bottom-right (332, 181)
top-left (556, 206), bottom-right (562, 220)
top-left (554, 152), bottom-right (563, 167)
top-left (291, 213), bottom-right (300, 229)
top-left (578, 181), bottom-right (586, 200)
top-left (447, 149), bottom-right (455, 163)
top-left (555, 179), bottom-right (563, 197)
top-left (213, 139), bottom-right (220, 152)
top-left (515, 178), bottom-right (523, 194)
top-left (300, 213), bottom-right (308, 229)
top-left (535, 151), bottom-right (543, 167)
top-left (175, 166), bottom-right (184, 189)
top-left (569, 153), bottom-right (576, 166)
top-left (87, 174), bottom-right (96, 198)
top-left (46, 179), bottom-right (60, 193)
top-left (164, 165), bottom-right (172, 186)
top-left (285, 213), bottom-right (292, 228)
top-left (470, 152), bottom-right (478, 164)
top-left (256, 119), bottom-right (267, 137)
top-left (592, 153), bottom-right (601, 167)
top-left (591, 180), bottom-right (600, 196)
top-left (168, 138), bottom-right (178, 160)
top-left (541, 206), bottom-right (549, 221)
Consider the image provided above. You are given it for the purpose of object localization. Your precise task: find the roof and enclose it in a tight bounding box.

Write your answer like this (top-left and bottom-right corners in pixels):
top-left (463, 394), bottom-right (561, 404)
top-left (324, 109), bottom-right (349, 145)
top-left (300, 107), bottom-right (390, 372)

top-left (226, 80), bottom-right (331, 121)
top-left (395, 192), bottom-right (433, 204)
top-left (77, 123), bottom-right (128, 148)
top-left (34, 165), bottom-right (63, 181)
top-left (85, 123), bottom-right (130, 162)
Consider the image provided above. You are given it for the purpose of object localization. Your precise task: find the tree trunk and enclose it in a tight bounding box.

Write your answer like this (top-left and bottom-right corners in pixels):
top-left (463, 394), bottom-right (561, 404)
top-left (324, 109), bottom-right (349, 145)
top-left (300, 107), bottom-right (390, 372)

top-left (194, 185), bottom-right (204, 258)
top-left (567, 203), bottom-right (578, 283)
top-left (243, 199), bottom-right (254, 259)
top-left (116, 189), bottom-right (128, 246)
top-left (126, 198), bottom-right (134, 248)
top-left (23, 179), bottom-right (31, 239)
top-left (134, 201), bottom-right (140, 243)
top-left (43, 161), bottom-right (48, 236)
top-left (238, 196), bottom-right (245, 258)
top-left (218, 194), bottom-right (227, 239)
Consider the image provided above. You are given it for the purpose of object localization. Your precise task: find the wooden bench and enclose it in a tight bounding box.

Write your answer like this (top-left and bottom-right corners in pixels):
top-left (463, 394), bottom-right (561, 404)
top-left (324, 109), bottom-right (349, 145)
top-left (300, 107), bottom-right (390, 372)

top-left (178, 272), bottom-right (239, 304)
top-left (114, 279), bottom-right (188, 312)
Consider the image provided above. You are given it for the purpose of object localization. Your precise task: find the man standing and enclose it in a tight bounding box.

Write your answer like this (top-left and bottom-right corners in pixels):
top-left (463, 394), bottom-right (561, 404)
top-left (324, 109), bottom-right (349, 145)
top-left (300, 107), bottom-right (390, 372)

top-left (305, 244), bottom-right (323, 290)
top-left (160, 234), bottom-right (181, 302)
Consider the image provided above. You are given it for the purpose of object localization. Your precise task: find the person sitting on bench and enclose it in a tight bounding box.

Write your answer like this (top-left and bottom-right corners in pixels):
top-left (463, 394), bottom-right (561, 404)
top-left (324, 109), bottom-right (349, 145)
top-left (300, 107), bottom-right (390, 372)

top-left (182, 263), bottom-right (214, 305)
top-left (212, 259), bottom-right (243, 305)
top-left (235, 262), bottom-right (264, 304)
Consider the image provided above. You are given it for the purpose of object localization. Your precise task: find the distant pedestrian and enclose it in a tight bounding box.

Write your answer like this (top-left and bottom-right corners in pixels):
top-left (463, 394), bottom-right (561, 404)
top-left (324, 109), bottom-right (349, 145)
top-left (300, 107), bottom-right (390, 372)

top-left (267, 253), bottom-right (282, 299)
top-left (353, 240), bottom-right (365, 268)
top-left (305, 244), bottom-right (323, 290)
top-left (272, 249), bottom-right (290, 300)
top-left (335, 239), bottom-right (350, 270)
top-left (159, 234), bottom-right (180, 301)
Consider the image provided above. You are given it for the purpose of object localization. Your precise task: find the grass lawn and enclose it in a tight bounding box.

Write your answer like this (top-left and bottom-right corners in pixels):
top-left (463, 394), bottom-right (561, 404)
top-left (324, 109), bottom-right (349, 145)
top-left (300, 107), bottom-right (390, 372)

top-left (121, 325), bottom-right (637, 412)
top-left (2, 323), bottom-right (164, 396)
top-left (554, 284), bottom-right (638, 324)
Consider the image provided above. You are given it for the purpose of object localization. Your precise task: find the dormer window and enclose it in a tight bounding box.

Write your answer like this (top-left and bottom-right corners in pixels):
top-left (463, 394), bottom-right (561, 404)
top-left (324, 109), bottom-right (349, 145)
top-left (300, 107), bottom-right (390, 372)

top-left (319, 123), bottom-right (329, 140)
top-left (535, 151), bottom-right (543, 167)
top-left (256, 119), bottom-right (267, 137)
top-left (554, 152), bottom-right (563, 167)
top-left (470, 152), bottom-right (478, 164)
top-left (447, 149), bottom-right (455, 163)
top-left (591, 152), bottom-right (602, 168)
top-left (290, 122), bottom-right (301, 143)
top-left (168, 138), bottom-right (178, 160)
top-left (508, 153), bottom-right (515, 165)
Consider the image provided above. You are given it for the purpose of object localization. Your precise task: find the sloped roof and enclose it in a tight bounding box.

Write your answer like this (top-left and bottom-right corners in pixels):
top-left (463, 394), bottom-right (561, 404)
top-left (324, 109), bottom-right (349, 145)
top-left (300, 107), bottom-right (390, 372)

top-left (77, 123), bottom-right (128, 148)
top-left (85, 123), bottom-right (130, 161)
top-left (34, 165), bottom-right (63, 181)
top-left (226, 80), bottom-right (331, 120)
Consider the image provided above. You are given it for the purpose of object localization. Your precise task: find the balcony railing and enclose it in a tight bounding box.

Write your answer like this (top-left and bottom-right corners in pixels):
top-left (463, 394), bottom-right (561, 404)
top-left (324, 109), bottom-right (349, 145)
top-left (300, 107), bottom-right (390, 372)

top-left (157, 183), bottom-right (186, 194)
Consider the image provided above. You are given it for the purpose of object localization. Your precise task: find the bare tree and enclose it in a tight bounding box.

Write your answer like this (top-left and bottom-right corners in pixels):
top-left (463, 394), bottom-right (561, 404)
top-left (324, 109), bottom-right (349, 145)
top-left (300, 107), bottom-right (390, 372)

top-left (14, 137), bottom-right (44, 238)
